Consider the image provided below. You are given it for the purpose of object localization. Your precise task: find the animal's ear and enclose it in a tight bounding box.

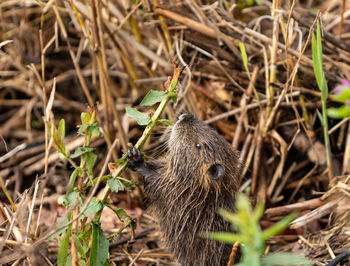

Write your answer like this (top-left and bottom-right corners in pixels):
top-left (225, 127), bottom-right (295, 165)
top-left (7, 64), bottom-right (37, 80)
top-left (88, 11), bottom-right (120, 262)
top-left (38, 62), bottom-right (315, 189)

top-left (207, 164), bottom-right (225, 180)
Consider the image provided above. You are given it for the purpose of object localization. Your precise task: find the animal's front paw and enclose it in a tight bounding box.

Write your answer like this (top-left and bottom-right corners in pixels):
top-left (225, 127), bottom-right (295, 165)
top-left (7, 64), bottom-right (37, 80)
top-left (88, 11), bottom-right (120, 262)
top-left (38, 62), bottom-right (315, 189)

top-left (126, 147), bottom-right (144, 171)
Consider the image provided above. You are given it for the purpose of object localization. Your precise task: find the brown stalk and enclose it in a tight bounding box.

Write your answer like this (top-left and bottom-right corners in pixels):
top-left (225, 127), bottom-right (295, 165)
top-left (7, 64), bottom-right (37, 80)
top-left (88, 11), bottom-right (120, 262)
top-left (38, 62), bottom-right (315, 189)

top-left (232, 66), bottom-right (258, 149)
top-left (266, 0), bottom-right (280, 117)
top-left (154, 8), bottom-right (239, 46)
top-left (338, 0), bottom-right (346, 38)
top-left (153, 1), bottom-right (174, 56)
top-left (251, 111), bottom-right (264, 195)
top-left (52, 4), bottom-right (94, 106)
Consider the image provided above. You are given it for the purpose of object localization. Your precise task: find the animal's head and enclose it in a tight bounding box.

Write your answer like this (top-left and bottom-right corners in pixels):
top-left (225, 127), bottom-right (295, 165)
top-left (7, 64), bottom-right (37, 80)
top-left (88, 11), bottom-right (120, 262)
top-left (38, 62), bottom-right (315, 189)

top-left (167, 114), bottom-right (240, 193)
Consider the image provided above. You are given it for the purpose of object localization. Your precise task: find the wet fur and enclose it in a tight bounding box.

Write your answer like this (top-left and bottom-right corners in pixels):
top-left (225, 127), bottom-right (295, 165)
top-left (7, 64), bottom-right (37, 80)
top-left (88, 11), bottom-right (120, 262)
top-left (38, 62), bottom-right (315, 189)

top-left (128, 114), bottom-right (241, 265)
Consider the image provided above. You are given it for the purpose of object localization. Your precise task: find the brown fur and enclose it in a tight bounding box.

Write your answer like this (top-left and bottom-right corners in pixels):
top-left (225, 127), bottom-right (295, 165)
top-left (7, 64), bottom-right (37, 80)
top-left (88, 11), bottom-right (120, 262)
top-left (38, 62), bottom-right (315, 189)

top-left (128, 114), bottom-right (241, 265)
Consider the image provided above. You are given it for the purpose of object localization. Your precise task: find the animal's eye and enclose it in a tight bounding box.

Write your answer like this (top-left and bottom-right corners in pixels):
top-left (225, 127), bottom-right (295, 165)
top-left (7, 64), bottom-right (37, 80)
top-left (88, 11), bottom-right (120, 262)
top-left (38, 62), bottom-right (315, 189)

top-left (195, 143), bottom-right (201, 150)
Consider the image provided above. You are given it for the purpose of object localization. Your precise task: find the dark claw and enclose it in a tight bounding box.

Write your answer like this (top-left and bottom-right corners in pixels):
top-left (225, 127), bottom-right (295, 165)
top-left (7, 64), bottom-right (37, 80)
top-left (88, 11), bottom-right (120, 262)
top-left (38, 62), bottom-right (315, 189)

top-left (126, 147), bottom-right (144, 171)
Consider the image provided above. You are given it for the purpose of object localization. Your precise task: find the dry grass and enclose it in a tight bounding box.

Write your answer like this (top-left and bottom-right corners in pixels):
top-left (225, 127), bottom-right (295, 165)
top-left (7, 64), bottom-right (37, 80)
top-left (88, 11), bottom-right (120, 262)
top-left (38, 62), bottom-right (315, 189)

top-left (1, 0), bottom-right (350, 265)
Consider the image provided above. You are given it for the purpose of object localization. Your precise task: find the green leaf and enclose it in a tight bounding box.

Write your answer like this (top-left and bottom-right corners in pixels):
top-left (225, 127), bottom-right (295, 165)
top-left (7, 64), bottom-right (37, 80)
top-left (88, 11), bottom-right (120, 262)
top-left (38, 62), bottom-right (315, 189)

top-left (78, 124), bottom-right (89, 135)
top-left (52, 125), bottom-right (59, 144)
top-left (107, 178), bottom-right (126, 192)
top-left (69, 168), bottom-right (79, 186)
top-left (122, 179), bottom-right (136, 188)
top-left (252, 201), bottom-right (265, 223)
top-left (90, 222), bottom-right (109, 266)
top-left (262, 252), bottom-right (312, 266)
top-left (57, 225), bottom-right (72, 266)
top-left (316, 109), bottom-right (323, 125)
top-left (52, 125), bottom-right (65, 153)
top-left (312, 35), bottom-right (322, 91)
top-left (128, 217), bottom-right (137, 230)
top-left (115, 156), bottom-right (126, 164)
top-left (83, 152), bottom-right (97, 175)
top-left (202, 232), bottom-right (244, 244)
top-left (312, 19), bottom-right (328, 96)
top-left (168, 92), bottom-right (177, 103)
top-left (67, 190), bottom-right (80, 206)
top-left (239, 42), bottom-right (249, 75)
top-left (103, 261), bottom-right (111, 266)
top-left (88, 175), bottom-right (111, 187)
top-left (69, 167), bottom-right (84, 186)
top-left (321, 76), bottom-right (328, 100)
top-left (140, 90), bottom-right (167, 106)
top-left (262, 212), bottom-right (296, 240)
top-left (71, 147), bottom-right (95, 159)
top-left (84, 197), bottom-right (104, 216)
top-left (65, 254), bottom-right (72, 266)
top-left (87, 122), bottom-right (101, 137)
top-left (81, 112), bottom-right (90, 124)
top-left (316, 20), bottom-right (323, 68)
top-left (157, 119), bottom-right (174, 126)
top-left (58, 119), bottom-right (65, 142)
top-left (106, 205), bottom-right (128, 220)
top-left (235, 193), bottom-right (252, 214)
top-left (125, 106), bottom-right (151, 126)
top-left (240, 245), bottom-right (262, 266)
top-left (217, 208), bottom-right (239, 225)
top-left (57, 196), bottom-right (68, 207)
top-left (327, 106), bottom-right (350, 119)
top-left (91, 126), bottom-right (102, 137)
top-left (327, 108), bottom-right (341, 118)
top-left (73, 235), bottom-right (87, 260)
top-left (331, 89), bottom-right (350, 103)
top-left (81, 222), bottom-right (92, 242)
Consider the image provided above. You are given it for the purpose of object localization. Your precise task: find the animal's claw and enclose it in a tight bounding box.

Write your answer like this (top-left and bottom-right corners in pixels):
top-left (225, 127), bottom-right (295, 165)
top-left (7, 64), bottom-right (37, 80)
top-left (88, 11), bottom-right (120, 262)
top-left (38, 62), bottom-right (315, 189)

top-left (126, 147), bottom-right (144, 170)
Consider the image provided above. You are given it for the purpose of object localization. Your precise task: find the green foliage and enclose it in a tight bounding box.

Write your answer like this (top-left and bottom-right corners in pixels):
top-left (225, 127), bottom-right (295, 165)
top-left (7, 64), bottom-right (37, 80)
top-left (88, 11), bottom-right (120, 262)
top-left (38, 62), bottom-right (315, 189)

top-left (69, 167), bottom-right (83, 186)
top-left (261, 253), bottom-right (312, 266)
top-left (239, 42), bottom-right (249, 76)
top-left (312, 20), bottom-right (328, 118)
top-left (73, 235), bottom-right (87, 261)
top-left (77, 112), bottom-right (102, 137)
top-left (50, 68), bottom-right (181, 265)
top-left (59, 119), bottom-right (66, 142)
top-left (57, 223), bottom-right (72, 266)
top-left (90, 222), bottom-right (109, 266)
top-left (84, 197), bottom-right (104, 216)
top-left (328, 80), bottom-right (350, 118)
top-left (71, 147), bottom-right (95, 158)
top-left (236, 0), bottom-right (263, 10)
top-left (125, 106), bottom-right (151, 125)
top-left (48, 215), bottom-right (70, 241)
top-left (106, 205), bottom-right (137, 241)
top-left (328, 105), bottom-right (350, 118)
top-left (107, 178), bottom-right (125, 192)
top-left (67, 190), bottom-right (80, 205)
top-left (311, 19), bottom-right (332, 175)
top-left (50, 108), bottom-right (138, 265)
top-left (126, 87), bottom-right (177, 126)
top-left (52, 119), bottom-right (69, 158)
top-left (157, 118), bottom-right (175, 126)
top-left (239, 42), bottom-right (260, 103)
top-left (204, 193), bottom-right (310, 266)
top-left (82, 151), bottom-right (97, 175)
top-left (140, 90), bottom-right (167, 106)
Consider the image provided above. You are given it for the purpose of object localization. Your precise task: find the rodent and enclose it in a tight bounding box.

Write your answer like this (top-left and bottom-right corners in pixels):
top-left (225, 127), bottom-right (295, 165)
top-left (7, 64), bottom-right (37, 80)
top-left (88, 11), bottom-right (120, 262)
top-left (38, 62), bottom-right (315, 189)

top-left (127, 113), bottom-right (241, 265)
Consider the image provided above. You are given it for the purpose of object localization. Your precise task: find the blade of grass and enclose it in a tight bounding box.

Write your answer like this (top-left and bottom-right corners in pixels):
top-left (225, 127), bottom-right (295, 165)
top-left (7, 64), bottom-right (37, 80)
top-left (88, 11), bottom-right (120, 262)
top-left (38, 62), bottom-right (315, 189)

top-left (312, 19), bottom-right (333, 182)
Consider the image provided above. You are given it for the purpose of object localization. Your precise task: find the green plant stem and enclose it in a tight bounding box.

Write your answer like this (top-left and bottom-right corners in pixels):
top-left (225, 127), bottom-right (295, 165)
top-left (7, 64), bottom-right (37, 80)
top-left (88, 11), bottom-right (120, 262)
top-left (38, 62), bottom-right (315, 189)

top-left (95, 67), bottom-right (182, 220)
top-left (71, 122), bottom-right (93, 266)
top-left (107, 218), bottom-right (134, 240)
top-left (322, 99), bottom-right (333, 179)
top-left (66, 155), bottom-right (79, 169)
